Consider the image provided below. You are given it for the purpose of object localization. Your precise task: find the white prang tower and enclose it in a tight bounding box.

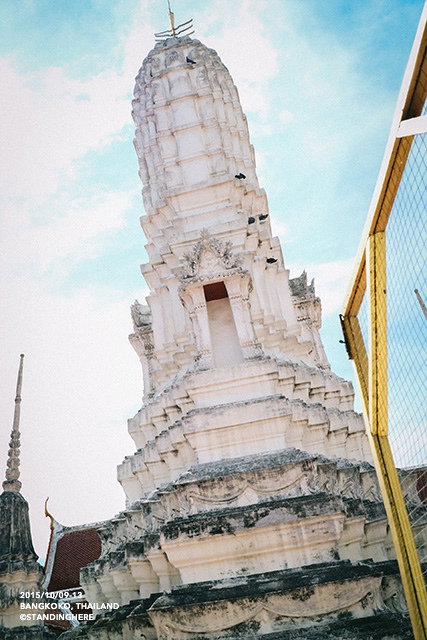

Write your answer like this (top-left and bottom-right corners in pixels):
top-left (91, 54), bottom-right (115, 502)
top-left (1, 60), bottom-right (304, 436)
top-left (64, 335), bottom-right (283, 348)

top-left (75, 20), bottom-right (412, 640)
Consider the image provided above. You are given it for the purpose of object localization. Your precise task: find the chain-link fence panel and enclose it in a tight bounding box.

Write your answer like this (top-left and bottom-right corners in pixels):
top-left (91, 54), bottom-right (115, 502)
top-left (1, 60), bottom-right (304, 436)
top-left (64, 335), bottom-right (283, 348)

top-left (387, 129), bottom-right (427, 603)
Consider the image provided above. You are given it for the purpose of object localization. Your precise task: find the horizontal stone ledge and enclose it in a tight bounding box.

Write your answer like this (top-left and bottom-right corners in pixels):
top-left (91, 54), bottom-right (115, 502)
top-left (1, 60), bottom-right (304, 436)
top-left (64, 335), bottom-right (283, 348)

top-left (220, 611), bottom-right (413, 640)
top-left (158, 494), bottom-right (344, 541)
top-left (174, 447), bottom-right (317, 485)
top-left (149, 559), bottom-right (402, 610)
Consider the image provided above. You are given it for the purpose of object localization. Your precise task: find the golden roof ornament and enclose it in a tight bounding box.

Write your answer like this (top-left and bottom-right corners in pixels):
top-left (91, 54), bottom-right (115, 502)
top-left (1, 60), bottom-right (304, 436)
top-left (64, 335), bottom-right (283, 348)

top-left (154, 0), bottom-right (194, 42)
top-left (45, 496), bottom-right (55, 530)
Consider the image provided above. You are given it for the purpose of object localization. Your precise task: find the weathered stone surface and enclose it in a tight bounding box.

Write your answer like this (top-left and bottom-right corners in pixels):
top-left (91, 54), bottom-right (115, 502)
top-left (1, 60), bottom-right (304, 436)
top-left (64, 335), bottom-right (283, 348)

top-left (0, 492), bottom-right (38, 568)
top-left (61, 562), bottom-right (412, 639)
top-left (0, 627), bottom-right (56, 640)
top-left (0, 493), bottom-right (47, 630)
top-left (149, 560), bottom-right (404, 607)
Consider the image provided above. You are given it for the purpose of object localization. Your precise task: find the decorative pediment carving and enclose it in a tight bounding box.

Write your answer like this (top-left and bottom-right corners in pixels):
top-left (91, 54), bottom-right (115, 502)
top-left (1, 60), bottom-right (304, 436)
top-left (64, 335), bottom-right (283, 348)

top-left (179, 229), bottom-right (243, 282)
top-left (289, 270), bottom-right (322, 326)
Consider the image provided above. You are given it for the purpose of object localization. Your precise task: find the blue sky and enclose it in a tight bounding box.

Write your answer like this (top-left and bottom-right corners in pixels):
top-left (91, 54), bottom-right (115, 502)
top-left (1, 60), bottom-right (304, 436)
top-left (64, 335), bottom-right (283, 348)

top-left (0, 0), bottom-right (424, 558)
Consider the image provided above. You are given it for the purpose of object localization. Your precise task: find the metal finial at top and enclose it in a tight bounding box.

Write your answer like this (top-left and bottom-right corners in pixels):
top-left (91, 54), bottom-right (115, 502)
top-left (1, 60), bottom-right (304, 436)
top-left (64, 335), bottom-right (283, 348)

top-left (154, 0), bottom-right (194, 42)
top-left (167, 0), bottom-right (175, 35)
top-left (2, 354), bottom-right (24, 493)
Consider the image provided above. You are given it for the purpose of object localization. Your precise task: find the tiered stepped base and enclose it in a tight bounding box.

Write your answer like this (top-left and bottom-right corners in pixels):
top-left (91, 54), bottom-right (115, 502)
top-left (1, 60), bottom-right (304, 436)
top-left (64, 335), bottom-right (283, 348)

top-left (60, 560), bottom-right (411, 639)
top-left (57, 445), bottom-right (422, 639)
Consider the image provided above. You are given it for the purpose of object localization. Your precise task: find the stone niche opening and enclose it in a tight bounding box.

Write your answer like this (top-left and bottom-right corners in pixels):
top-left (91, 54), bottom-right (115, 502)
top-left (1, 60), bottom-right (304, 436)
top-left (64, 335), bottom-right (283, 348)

top-left (203, 281), bottom-right (244, 368)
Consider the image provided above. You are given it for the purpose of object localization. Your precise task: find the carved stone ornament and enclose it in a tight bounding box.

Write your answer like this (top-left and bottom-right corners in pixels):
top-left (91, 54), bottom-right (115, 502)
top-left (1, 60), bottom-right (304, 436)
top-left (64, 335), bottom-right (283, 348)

top-left (179, 229), bottom-right (244, 283)
top-left (131, 299), bottom-right (152, 331)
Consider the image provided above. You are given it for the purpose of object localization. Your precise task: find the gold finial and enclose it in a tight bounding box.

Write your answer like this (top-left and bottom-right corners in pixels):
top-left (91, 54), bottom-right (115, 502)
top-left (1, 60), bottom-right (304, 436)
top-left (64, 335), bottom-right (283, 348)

top-left (2, 354), bottom-right (24, 493)
top-left (168, 0), bottom-right (175, 36)
top-left (45, 497), bottom-right (55, 530)
top-left (154, 1), bottom-right (194, 42)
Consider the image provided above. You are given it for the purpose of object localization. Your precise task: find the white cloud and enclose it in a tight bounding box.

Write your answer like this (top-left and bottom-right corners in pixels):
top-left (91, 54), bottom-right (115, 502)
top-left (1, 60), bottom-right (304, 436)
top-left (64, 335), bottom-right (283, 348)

top-left (270, 217), bottom-right (292, 244)
top-left (0, 58), bottom-right (131, 205)
top-left (279, 110), bottom-right (294, 125)
top-left (0, 2), bottom-right (157, 209)
top-left (1, 189), bottom-right (137, 282)
top-left (196, 0), bottom-right (280, 118)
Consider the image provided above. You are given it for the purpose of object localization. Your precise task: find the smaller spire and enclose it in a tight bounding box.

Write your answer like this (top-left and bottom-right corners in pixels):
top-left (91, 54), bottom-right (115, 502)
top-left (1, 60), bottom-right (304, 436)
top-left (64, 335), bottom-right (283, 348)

top-left (3, 354), bottom-right (24, 493)
top-left (154, 1), bottom-right (194, 42)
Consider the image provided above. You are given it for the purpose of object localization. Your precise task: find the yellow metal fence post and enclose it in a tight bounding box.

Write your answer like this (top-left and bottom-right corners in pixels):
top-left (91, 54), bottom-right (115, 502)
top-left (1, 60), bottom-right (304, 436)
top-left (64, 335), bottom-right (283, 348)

top-left (367, 232), bottom-right (427, 639)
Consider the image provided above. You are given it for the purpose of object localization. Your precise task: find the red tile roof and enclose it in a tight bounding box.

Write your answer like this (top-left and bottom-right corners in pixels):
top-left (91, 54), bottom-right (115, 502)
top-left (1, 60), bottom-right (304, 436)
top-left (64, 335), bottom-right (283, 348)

top-left (46, 527), bottom-right (101, 592)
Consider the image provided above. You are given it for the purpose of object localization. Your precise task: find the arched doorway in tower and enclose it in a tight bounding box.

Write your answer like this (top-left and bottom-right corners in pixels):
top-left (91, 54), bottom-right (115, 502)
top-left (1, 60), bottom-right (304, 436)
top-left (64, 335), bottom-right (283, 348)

top-left (203, 281), bottom-right (244, 368)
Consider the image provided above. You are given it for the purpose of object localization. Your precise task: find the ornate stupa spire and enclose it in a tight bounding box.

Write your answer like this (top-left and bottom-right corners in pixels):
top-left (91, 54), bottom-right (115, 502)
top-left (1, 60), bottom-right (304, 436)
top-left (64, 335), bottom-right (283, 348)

top-left (3, 354), bottom-right (24, 493)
